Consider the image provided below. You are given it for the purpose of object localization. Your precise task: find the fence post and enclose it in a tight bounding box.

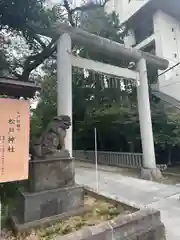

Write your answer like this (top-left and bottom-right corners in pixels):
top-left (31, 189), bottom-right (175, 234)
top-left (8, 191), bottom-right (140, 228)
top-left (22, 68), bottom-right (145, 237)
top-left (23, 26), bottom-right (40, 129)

top-left (94, 128), bottom-right (99, 191)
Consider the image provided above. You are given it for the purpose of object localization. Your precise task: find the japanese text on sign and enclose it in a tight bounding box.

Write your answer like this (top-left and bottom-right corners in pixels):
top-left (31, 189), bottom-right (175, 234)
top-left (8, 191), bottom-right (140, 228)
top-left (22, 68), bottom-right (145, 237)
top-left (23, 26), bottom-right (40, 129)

top-left (0, 136), bottom-right (5, 175)
top-left (0, 98), bottom-right (30, 183)
top-left (8, 117), bottom-right (16, 153)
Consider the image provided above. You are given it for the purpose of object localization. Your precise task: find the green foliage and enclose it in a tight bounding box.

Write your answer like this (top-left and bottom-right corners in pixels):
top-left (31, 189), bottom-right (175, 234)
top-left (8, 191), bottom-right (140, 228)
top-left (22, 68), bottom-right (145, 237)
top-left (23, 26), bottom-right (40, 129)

top-left (0, 0), bottom-right (51, 51)
top-left (0, 182), bottom-right (19, 203)
top-left (0, 0), bottom-right (59, 81)
top-left (153, 106), bottom-right (180, 147)
top-left (31, 65), bottom-right (180, 151)
top-left (30, 74), bottom-right (57, 141)
top-left (0, 0), bottom-right (54, 31)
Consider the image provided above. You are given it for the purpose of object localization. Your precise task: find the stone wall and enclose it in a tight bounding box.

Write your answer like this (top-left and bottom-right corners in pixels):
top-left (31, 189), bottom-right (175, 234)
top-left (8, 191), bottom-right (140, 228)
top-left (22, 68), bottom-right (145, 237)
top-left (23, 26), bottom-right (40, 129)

top-left (55, 208), bottom-right (165, 240)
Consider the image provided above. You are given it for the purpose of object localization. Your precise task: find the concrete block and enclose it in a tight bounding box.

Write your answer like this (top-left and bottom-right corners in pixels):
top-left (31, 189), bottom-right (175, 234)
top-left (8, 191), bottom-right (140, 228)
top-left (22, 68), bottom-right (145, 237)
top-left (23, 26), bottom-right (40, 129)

top-left (55, 208), bottom-right (166, 240)
top-left (14, 185), bottom-right (84, 223)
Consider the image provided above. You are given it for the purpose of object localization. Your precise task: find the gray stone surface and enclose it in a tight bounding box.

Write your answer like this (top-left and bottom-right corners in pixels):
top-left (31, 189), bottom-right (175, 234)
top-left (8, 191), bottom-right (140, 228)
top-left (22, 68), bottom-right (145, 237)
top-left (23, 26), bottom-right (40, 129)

top-left (75, 164), bottom-right (180, 240)
top-left (15, 185), bottom-right (84, 223)
top-left (55, 208), bottom-right (165, 240)
top-left (29, 158), bottom-right (75, 192)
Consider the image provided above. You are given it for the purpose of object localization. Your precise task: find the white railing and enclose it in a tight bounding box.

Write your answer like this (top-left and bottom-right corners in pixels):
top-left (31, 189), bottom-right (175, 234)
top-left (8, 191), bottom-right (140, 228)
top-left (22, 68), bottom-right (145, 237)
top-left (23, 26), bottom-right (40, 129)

top-left (73, 150), bottom-right (143, 169)
top-left (73, 150), bottom-right (167, 170)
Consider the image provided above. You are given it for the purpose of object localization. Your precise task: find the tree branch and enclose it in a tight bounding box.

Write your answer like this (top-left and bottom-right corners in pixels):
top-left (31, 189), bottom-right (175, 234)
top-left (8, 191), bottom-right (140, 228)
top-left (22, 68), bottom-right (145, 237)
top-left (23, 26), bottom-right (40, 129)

top-left (16, 0), bottom-right (110, 81)
top-left (63, 0), bottom-right (76, 27)
top-left (20, 38), bottom-right (58, 81)
top-left (63, 0), bottom-right (109, 27)
top-left (72, 0), bottom-right (109, 13)
top-left (25, 23), bottom-right (49, 49)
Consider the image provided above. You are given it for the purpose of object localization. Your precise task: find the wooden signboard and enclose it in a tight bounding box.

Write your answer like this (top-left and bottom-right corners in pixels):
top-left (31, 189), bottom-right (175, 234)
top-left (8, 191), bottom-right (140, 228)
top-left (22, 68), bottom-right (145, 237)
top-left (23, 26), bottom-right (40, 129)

top-left (0, 98), bottom-right (30, 183)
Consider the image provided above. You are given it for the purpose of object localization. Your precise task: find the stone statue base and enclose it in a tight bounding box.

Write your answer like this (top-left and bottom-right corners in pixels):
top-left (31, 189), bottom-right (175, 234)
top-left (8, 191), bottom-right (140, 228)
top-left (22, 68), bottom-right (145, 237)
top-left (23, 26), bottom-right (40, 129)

top-left (11, 157), bottom-right (84, 231)
top-left (28, 157), bottom-right (75, 192)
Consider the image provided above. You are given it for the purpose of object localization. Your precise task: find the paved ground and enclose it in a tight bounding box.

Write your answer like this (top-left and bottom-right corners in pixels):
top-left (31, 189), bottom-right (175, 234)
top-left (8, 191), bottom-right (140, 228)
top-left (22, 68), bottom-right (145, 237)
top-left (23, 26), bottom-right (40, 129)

top-left (75, 165), bottom-right (180, 240)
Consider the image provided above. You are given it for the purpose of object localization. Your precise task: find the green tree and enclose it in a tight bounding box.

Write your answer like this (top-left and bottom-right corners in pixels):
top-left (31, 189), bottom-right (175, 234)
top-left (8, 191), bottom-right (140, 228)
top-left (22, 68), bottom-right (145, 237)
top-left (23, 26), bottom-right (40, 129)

top-left (0, 0), bottom-right (109, 81)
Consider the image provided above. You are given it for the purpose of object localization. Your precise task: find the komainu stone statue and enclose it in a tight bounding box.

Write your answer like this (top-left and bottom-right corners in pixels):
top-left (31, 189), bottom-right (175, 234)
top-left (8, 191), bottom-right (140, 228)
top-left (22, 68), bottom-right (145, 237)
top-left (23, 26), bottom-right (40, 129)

top-left (30, 115), bottom-right (71, 159)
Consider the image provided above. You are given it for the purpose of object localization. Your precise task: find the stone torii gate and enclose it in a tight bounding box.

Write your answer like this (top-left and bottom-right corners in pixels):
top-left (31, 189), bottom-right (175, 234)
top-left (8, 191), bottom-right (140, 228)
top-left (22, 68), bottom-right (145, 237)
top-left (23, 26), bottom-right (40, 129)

top-left (37, 22), bottom-right (168, 180)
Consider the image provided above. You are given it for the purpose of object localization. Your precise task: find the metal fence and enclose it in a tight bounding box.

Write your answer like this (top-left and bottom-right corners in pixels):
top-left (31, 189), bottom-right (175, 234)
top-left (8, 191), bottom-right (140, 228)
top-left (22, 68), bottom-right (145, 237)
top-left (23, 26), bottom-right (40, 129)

top-left (73, 150), bottom-right (143, 169)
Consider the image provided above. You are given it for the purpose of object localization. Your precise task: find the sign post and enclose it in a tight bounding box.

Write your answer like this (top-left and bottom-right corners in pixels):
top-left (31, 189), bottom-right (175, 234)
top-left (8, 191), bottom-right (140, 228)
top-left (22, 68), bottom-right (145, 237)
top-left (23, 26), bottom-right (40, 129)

top-left (0, 98), bottom-right (30, 234)
top-left (94, 128), bottom-right (99, 192)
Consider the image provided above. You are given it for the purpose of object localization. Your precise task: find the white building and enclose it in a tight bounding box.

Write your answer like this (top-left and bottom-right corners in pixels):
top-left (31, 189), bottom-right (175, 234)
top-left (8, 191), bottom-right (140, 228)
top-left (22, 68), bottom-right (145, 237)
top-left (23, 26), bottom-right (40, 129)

top-left (106, 0), bottom-right (180, 108)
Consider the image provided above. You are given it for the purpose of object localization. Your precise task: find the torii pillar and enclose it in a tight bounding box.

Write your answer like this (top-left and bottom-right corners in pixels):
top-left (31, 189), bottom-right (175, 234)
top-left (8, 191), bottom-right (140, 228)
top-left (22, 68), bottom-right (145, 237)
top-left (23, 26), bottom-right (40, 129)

top-left (57, 33), bottom-right (72, 157)
top-left (137, 58), bottom-right (162, 181)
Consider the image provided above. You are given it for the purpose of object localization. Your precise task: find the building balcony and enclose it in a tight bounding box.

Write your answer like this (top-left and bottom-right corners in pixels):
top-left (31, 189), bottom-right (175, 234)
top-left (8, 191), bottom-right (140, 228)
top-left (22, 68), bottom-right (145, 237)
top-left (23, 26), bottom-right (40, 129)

top-left (123, 0), bottom-right (180, 29)
top-left (134, 34), bottom-right (155, 51)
